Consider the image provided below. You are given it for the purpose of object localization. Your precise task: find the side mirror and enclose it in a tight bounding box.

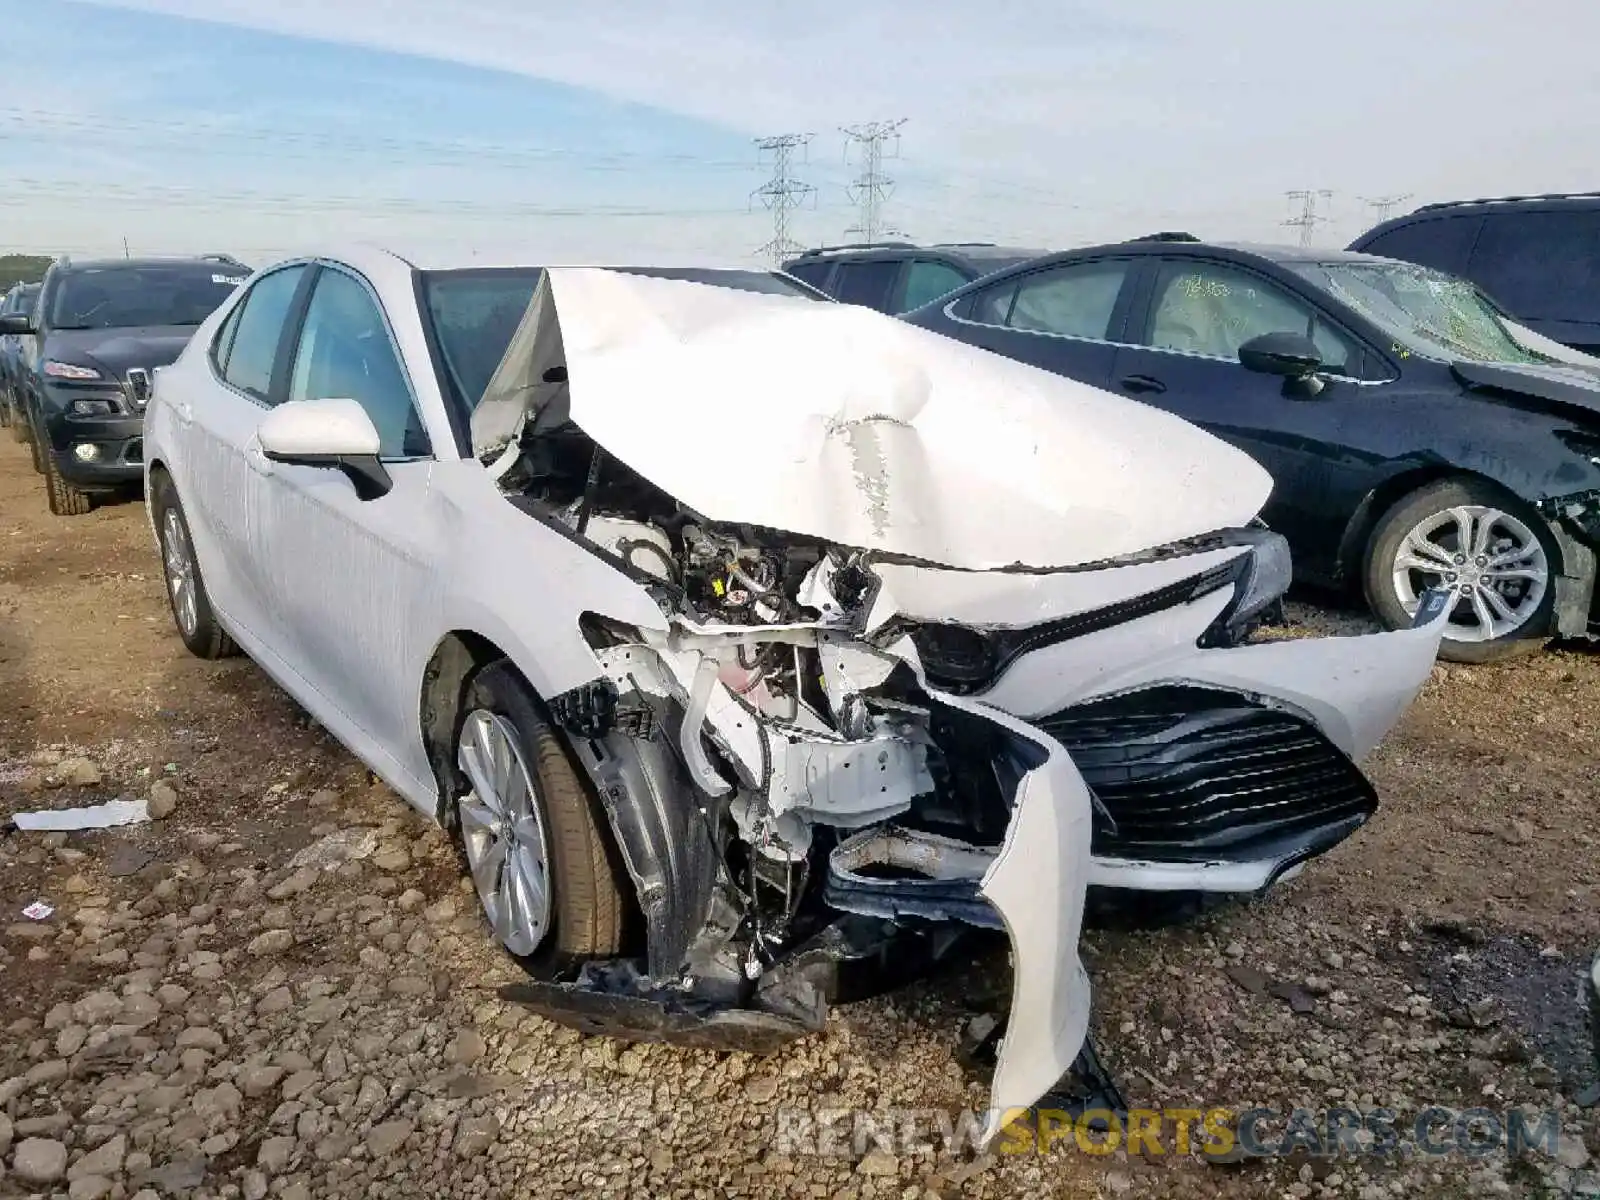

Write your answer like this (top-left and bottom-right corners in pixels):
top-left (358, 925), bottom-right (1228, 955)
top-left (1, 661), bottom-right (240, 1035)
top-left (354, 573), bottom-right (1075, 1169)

top-left (257, 398), bottom-right (392, 500)
top-left (0, 313), bottom-right (34, 335)
top-left (1239, 332), bottom-right (1322, 378)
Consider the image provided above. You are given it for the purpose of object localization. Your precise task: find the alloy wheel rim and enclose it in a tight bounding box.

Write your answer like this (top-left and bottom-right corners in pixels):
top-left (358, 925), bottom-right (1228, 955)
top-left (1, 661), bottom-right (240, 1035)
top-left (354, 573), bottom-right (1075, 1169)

top-left (160, 508), bottom-right (199, 638)
top-left (1390, 504), bottom-right (1548, 643)
top-left (456, 709), bottom-right (553, 957)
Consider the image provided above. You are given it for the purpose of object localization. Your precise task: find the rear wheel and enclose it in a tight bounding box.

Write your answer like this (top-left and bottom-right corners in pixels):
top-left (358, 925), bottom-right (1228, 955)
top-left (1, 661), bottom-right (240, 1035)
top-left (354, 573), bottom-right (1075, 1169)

top-left (150, 472), bottom-right (237, 658)
top-left (26, 410), bottom-right (45, 471)
top-left (451, 660), bottom-right (628, 967)
top-left (1364, 477), bottom-right (1557, 663)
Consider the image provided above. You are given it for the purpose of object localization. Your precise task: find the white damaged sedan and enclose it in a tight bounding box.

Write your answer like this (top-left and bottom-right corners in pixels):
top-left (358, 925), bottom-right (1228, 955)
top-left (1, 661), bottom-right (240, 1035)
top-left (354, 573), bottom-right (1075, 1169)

top-left (142, 250), bottom-right (1449, 1141)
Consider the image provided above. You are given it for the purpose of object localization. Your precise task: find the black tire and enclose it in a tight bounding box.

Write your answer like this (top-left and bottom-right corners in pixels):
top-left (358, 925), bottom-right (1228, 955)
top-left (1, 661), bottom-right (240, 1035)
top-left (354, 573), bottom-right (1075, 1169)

top-left (150, 471), bottom-right (238, 659)
top-left (42, 447), bottom-right (92, 516)
top-left (452, 660), bottom-right (629, 967)
top-left (1364, 477), bottom-right (1558, 664)
top-left (26, 409), bottom-right (45, 472)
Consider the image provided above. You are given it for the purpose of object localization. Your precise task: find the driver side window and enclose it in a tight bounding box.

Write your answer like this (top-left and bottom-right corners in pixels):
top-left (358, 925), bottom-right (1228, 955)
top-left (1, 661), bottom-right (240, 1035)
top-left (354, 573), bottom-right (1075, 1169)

top-left (1148, 261), bottom-right (1356, 375)
top-left (288, 269), bottom-right (430, 459)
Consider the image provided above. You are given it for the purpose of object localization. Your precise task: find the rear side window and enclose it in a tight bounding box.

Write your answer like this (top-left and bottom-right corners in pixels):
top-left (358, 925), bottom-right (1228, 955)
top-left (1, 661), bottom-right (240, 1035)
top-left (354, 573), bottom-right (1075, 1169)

top-left (895, 259), bottom-right (971, 313)
top-left (221, 265), bottom-right (307, 400)
top-left (783, 260), bottom-right (832, 289)
top-left (1469, 211), bottom-right (1600, 320)
top-left (1358, 216), bottom-right (1480, 275)
top-left (831, 260), bottom-right (901, 310)
top-left (971, 260), bottom-right (1131, 340)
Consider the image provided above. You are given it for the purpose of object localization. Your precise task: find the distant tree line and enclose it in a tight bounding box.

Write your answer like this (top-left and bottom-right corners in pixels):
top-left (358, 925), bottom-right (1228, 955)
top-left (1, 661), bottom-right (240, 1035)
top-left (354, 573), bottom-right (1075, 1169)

top-left (0, 255), bottom-right (53, 291)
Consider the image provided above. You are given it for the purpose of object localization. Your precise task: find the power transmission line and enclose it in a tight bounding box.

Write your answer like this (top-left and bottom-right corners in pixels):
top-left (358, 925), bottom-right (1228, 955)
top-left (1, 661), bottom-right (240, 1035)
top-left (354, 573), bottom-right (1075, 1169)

top-left (1359, 193), bottom-right (1413, 224)
top-left (841, 119), bottom-right (908, 241)
top-left (1283, 189), bottom-right (1334, 247)
top-left (750, 134), bottom-right (816, 265)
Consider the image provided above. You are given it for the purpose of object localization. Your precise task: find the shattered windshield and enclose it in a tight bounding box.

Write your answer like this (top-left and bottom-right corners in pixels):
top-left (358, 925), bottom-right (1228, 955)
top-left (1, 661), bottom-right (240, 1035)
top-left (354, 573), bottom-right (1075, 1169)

top-left (1290, 261), bottom-right (1557, 366)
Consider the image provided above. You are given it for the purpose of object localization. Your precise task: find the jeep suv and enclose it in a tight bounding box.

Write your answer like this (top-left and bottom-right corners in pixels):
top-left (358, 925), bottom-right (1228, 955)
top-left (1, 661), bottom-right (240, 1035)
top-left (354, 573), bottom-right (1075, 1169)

top-left (782, 241), bottom-right (1047, 314)
top-left (1, 255), bottom-right (250, 515)
top-left (1349, 193), bottom-right (1600, 354)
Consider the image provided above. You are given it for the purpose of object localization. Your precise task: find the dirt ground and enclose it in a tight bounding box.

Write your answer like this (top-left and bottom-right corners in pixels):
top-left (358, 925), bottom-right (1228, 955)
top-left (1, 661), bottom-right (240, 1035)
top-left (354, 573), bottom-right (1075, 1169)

top-left (1, 431), bottom-right (1597, 1199)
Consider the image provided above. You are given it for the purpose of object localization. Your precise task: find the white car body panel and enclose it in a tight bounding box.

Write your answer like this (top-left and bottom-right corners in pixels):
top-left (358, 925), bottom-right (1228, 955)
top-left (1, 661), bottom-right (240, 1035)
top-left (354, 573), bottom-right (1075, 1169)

top-left (140, 247), bottom-right (1447, 1149)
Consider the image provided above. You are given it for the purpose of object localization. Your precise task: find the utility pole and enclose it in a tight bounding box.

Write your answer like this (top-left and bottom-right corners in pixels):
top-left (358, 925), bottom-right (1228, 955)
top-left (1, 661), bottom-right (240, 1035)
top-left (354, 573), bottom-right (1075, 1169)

top-left (1283, 189), bottom-right (1334, 247)
top-left (751, 134), bottom-right (816, 266)
top-left (841, 119), bottom-right (908, 242)
top-left (1359, 193), bottom-right (1413, 224)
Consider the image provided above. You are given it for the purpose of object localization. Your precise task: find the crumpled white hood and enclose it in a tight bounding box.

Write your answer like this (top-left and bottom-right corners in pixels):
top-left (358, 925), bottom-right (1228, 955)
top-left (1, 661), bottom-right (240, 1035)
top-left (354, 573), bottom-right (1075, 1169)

top-left (473, 268), bottom-right (1272, 571)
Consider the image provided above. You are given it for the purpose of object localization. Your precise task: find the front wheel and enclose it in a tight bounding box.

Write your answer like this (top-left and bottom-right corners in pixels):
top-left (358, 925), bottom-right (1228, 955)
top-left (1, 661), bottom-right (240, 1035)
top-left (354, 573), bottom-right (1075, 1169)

top-left (42, 448), bottom-right (92, 516)
top-left (1364, 477), bottom-right (1557, 664)
top-left (451, 661), bottom-right (629, 967)
top-left (150, 472), bottom-right (237, 659)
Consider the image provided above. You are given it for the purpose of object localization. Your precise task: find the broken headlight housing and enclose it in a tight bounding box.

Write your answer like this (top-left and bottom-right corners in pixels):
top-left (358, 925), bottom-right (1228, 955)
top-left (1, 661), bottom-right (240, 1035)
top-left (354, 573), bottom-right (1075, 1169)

top-left (1197, 528), bottom-right (1292, 648)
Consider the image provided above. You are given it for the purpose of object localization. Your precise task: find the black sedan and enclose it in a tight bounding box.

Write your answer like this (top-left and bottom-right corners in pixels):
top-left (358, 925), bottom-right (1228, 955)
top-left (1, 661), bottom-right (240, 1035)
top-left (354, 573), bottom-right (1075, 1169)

top-left (903, 234), bottom-right (1600, 662)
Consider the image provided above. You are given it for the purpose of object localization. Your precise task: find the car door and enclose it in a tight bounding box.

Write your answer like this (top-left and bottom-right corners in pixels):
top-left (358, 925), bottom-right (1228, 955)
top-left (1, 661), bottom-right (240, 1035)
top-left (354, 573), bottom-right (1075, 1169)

top-left (174, 263), bottom-right (312, 642)
top-left (251, 262), bottom-right (446, 754)
top-left (1109, 256), bottom-right (1384, 569)
top-left (937, 258), bottom-right (1139, 389)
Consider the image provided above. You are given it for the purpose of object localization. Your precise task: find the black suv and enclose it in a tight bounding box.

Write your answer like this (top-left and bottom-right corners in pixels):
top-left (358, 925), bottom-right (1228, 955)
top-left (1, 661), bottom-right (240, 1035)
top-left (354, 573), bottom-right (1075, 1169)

top-left (1349, 193), bottom-right (1600, 355)
top-left (0, 281), bottom-right (40, 432)
top-left (903, 232), bottom-right (1600, 662)
top-left (1, 255), bottom-right (250, 515)
top-left (782, 241), bottom-right (1046, 314)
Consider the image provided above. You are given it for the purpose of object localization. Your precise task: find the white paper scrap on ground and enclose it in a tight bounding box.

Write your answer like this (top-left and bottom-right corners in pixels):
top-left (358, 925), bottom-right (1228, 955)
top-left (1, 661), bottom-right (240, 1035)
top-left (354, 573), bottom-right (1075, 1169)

top-left (22, 901), bottom-right (54, 920)
top-left (11, 797), bottom-right (151, 831)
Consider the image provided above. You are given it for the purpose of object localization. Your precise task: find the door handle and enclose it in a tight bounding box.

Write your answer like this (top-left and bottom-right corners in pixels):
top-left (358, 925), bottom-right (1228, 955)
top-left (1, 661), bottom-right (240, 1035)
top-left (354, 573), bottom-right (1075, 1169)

top-left (1119, 374), bottom-right (1167, 395)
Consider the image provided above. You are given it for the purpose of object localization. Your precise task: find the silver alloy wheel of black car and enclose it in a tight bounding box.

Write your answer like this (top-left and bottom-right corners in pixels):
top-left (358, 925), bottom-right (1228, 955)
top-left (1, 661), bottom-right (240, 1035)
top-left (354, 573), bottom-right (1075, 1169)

top-left (1388, 503), bottom-right (1549, 643)
top-left (456, 708), bottom-right (554, 957)
top-left (160, 507), bottom-right (200, 639)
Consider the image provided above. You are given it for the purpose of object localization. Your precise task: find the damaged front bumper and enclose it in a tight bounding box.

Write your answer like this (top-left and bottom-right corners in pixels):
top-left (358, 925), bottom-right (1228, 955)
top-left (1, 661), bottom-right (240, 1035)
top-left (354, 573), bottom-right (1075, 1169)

top-left (511, 614), bottom-right (1094, 1148)
top-left (494, 553), bottom-right (1444, 1147)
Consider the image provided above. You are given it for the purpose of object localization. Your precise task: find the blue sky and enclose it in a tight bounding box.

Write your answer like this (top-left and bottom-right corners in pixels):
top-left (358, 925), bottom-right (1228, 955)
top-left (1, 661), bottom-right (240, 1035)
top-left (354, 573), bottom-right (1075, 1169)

top-left (7, 0), bottom-right (1600, 267)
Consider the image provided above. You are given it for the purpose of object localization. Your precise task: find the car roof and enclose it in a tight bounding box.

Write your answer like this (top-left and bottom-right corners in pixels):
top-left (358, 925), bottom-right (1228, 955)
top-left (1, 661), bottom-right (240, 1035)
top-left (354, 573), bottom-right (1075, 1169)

top-left (1002, 238), bottom-right (1399, 271)
top-left (1349, 192), bottom-right (1600, 250)
top-left (1404, 191), bottom-right (1600, 216)
top-left (54, 256), bottom-right (249, 274)
top-left (785, 242), bottom-right (1050, 265)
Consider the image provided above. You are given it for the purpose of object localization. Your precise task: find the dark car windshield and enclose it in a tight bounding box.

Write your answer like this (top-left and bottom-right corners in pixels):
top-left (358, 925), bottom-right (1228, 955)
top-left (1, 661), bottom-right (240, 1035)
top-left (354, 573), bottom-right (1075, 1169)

top-left (49, 264), bottom-right (248, 331)
top-left (1290, 260), bottom-right (1556, 366)
top-left (420, 266), bottom-right (823, 410)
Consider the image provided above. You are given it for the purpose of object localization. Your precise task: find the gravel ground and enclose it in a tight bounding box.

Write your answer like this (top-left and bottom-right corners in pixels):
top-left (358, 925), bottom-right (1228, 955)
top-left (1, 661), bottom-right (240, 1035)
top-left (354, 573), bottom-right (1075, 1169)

top-left (1, 436), bottom-right (1598, 1200)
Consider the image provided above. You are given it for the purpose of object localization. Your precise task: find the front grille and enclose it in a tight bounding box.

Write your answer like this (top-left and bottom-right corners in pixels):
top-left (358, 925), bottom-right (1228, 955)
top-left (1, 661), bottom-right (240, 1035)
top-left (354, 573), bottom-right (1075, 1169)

top-left (123, 368), bottom-right (151, 410)
top-left (901, 558), bottom-right (1242, 695)
top-left (1036, 685), bottom-right (1377, 861)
